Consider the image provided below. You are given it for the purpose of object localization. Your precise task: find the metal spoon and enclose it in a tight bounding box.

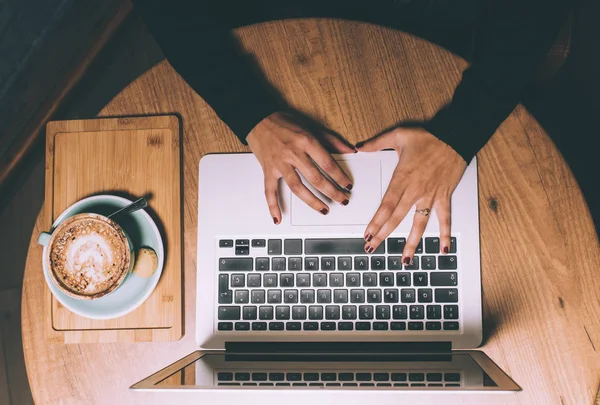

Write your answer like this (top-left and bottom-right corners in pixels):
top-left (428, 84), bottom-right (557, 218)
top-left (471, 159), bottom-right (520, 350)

top-left (107, 197), bottom-right (148, 220)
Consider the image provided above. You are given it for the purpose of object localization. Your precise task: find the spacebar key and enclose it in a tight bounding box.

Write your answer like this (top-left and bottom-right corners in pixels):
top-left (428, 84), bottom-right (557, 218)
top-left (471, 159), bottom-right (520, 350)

top-left (219, 258), bottom-right (253, 271)
top-left (305, 239), bottom-right (385, 254)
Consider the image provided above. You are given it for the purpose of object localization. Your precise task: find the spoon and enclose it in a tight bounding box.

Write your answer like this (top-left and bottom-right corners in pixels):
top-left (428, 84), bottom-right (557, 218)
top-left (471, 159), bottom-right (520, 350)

top-left (107, 197), bottom-right (148, 220)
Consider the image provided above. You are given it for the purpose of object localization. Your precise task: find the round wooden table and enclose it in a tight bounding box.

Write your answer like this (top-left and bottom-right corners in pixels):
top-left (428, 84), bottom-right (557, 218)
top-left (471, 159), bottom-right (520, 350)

top-left (22, 19), bottom-right (599, 405)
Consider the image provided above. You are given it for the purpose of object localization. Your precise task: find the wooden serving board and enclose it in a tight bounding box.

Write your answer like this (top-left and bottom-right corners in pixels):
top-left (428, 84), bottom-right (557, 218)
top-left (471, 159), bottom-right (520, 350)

top-left (43, 116), bottom-right (182, 343)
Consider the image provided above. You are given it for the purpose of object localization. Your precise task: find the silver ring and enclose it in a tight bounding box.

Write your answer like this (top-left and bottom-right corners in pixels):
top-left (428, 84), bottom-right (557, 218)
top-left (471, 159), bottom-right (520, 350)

top-left (415, 208), bottom-right (431, 217)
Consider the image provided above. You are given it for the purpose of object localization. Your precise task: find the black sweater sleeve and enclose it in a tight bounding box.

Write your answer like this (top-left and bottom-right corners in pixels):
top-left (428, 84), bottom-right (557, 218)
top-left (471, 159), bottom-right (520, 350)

top-left (425, 0), bottom-right (573, 163)
top-left (132, 0), bottom-right (282, 144)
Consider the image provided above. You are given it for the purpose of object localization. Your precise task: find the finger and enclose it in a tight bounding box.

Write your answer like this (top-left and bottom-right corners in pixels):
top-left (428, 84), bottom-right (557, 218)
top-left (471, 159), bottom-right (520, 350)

top-left (305, 143), bottom-right (353, 192)
top-left (322, 131), bottom-right (356, 154)
top-left (403, 199), bottom-right (434, 264)
top-left (365, 198), bottom-right (413, 253)
top-left (296, 154), bottom-right (349, 205)
top-left (264, 174), bottom-right (282, 225)
top-left (434, 192), bottom-right (452, 254)
top-left (280, 166), bottom-right (329, 214)
top-left (355, 131), bottom-right (397, 152)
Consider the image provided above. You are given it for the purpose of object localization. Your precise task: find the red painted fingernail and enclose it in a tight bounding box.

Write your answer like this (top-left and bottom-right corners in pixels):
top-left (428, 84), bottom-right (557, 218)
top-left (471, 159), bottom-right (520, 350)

top-left (342, 199), bottom-right (349, 206)
top-left (442, 246), bottom-right (449, 254)
top-left (365, 234), bottom-right (373, 242)
top-left (273, 217), bottom-right (279, 224)
top-left (346, 183), bottom-right (353, 191)
top-left (403, 256), bottom-right (411, 265)
top-left (355, 141), bottom-right (364, 148)
top-left (320, 208), bottom-right (329, 215)
top-left (366, 246), bottom-right (374, 254)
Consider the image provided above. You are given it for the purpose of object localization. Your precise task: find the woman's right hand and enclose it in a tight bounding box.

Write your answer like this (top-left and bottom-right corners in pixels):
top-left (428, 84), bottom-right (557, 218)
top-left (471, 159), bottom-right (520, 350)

top-left (246, 112), bottom-right (355, 224)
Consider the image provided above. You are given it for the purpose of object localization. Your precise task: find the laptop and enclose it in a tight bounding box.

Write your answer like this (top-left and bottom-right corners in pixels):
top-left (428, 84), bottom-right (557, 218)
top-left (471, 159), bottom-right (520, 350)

top-left (132, 151), bottom-right (521, 394)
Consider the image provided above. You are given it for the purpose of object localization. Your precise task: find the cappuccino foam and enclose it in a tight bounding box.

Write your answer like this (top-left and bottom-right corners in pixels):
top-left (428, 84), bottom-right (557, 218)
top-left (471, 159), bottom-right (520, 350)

top-left (49, 215), bottom-right (129, 297)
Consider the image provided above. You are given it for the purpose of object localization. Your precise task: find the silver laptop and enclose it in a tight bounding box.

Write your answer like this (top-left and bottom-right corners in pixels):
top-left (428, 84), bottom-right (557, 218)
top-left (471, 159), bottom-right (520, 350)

top-left (132, 151), bottom-right (520, 394)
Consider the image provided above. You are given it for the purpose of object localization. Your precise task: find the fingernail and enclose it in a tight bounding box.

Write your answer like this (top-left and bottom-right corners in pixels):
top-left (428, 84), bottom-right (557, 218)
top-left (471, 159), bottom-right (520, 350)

top-left (442, 246), bottom-right (449, 254)
top-left (342, 199), bottom-right (349, 206)
top-left (365, 234), bottom-right (373, 242)
top-left (355, 141), bottom-right (364, 148)
top-left (273, 217), bottom-right (279, 224)
top-left (366, 246), bottom-right (374, 254)
top-left (320, 208), bottom-right (329, 215)
top-left (346, 183), bottom-right (353, 191)
top-left (403, 256), bottom-right (411, 265)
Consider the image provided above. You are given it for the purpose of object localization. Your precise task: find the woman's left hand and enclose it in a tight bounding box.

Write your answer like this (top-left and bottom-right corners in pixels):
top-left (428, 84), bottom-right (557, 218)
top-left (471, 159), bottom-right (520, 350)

top-left (356, 127), bottom-right (467, 263)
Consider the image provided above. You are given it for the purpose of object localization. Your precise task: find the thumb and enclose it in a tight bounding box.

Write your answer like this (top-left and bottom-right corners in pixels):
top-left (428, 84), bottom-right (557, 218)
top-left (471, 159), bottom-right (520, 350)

top-left (355, 130), bottom-right (398, 152)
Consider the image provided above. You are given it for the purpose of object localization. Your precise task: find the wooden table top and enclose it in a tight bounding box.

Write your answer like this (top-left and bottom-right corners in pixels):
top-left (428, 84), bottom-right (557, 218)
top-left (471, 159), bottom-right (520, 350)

top-left (21, 19), bottom-right (599, 405)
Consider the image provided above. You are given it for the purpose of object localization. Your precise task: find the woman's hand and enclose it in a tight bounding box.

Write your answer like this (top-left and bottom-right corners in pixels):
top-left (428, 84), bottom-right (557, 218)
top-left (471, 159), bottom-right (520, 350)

top-left (357, 127), bottom-right (467, 262)
top-left (247, 112), bottom-right (355, 224)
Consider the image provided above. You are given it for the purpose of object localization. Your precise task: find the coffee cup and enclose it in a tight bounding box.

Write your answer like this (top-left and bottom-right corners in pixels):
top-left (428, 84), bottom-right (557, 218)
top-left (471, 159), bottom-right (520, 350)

top-left (38, 211), bottom-right (135, 300)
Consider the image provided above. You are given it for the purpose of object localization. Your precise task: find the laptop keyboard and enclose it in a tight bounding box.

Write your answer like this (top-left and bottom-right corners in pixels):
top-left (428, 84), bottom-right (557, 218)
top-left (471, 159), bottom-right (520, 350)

top-left (216, 236), bottom-right (459, 332)
top-left (216, 370), bottom-right (462, 388)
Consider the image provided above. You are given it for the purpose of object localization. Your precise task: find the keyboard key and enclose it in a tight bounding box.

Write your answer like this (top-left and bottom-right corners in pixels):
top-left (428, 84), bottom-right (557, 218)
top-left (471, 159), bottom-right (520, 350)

top-left (404, 256), bottom-right (419, 270)
top-left (426, 321), bottom-right (442, 330)
top-left (304, 373), bottom-right (319, 381)
top-left (292, 305), bottom-right (307, 320)
top-left (269, 372), bottom-right (285, 381)
top-left (354, 256), bottom-right (369, 270)
top-left (447, 383), bottom-right (460, 387)
top-left (401, 289), bottom-right (416, 303)
top-left (415, 239), bottom-right (423, 254)
top-left (326, 305), bottom-right (340, 320)
top-left (426, 373), bottom-right (443, 382)
top-left (379, 272), bottom-right (394, 286)
top-left (219, 240), bottom-right (234, 248)
top-left (252, 239), bottom-right (266, 247)
top-left (422, 255), bottom-right (436, 270)
top-left (236, 239), bottom-right (249, 247)
top-left (350, 289), bottom-right (365, 303)
top-left (305, 257), bottom-right (319, 270)
top-left (339, 373), bottom-right (354, 381)
top-left (409, 373), bottom-right (425, 382)
top-left (309, 305), bottom-right (323, 320)
top-left (317, 289), bottom-right (332, 303)
top-left (391, 373), bottom-right (407, 381)
top-left (252, 322), bottom-right (267, 331)
top-left (387, 238), bottom-right (406, 253)
top-left (438, 256), bottom-right (457, 270)
top-left (218, 306), bottom-right (240, 320)
top-left (295, 274), bottom-right (309, 288)
top-left (424, 237), bottom-right (440, 253)
top-left (251, 290), bottom-right (265, 304)
top-left (284, 289), bottom-right (298, 304)
top-left (259, 306), bottom-right (273, 320)
top-left (219, 258), bottom-right (253, 271)
top-left (445, 373), bottom-right (461, 382)
top-left (413, 273), bottom-right (428, 286)
top-left (359, 305), bottom-right (374, 319)
top-left (374, 373), bottom-right (389, 381)
top-left (376, 305), bottom-right (391, 319)
top-left (397, 273), bottom-right (411, 287)
top-left (235, 322), bottom-right (250, 330)
top-left (256, 257), bottom-right (270, 271)
top-left (427, 305), bottom-right (442, 319)
top-left (367, 289), bottom-right (382, 303)
top-left (392, 305), bottom-right (408, 319)
top-left (313, 273), bottom-right (327, 287)
top-left (450, 237), bottom-right (457, 253)
top-left (410, 305), bottom-right (425, 319)
top-left (338, 256), bottom-right (352, 270)
top-left (435, 289), bottom-right (458, 303)
top-left (444, 321), bottom-right (459, 330)
top-left (267, 289), bottom-right (282, 303)
top-left (321, 373), bottom-right (336, 381)
top-left (235, 246), bottom-right (249, 255)
top-left (321, 322), bottom-right (336, 330)
top-left (321, 257), bottom-right (336, 270)
top-left (284, 239), bottom-right (302, 255)
top-left (444, 305), bottom-right (459, 319)
top-left (391, 321), bottom-right (406, 330)
top-left (371, 256), bottom-right (386, 270)
top-left (418, 288), bottom-right (433, 303)
top-left (334, 289), bottom-right (348, 303)
top-left (235, 372), bottom-right (250, 381)
top-left (388, 256), bottom-right (402, 270)
top-left (218, 274), bottom-right (233, 304)
top-left (264, 274), bottom-right (277, 287)
top-left (286, 322), bottom-right (301, 330)
top-left (329, 273), bottom-right (344, 287)
top-left (431, 272), bottom-right (458, 286)
top-left (288, 257), bottom-right (302, 271)
top-left (268, 239), bottom-right (282, 255)
top-left (339, 322), bottom-right (353, 330)
top-left (306, 238), bottom-right (384, 254)
top-left (356, 373), bottom-right (372, 381)
top-left (374, 322), bottom-right (388, 331)
top-left (301, 290), bottom-right (315, 303)
top-left (272, 257), bottom-right (286, 271)
top-left (408, 322), bottom-right (423, 330)
top-left (235, 290), bottom-right (249, 304)
top-left (247, 274), bottom-right (261, 287)
top-left (342, 305), bottom-right (357, 319)
top-left (363, 273), bottom-right (377, 286)
top-left (384, 289), bottom-right (399, 303)
top-left (218, 372), bottom-right (234, 381)
top-left (243, 306), bottom-right (257, 320)
top-left (287, 373), bottom-right (302, 381)
top-left (280, 273), bottom-right (294, 287)
top-left (273, 307), bottom-right (289, 320)
top-left (218, 322), bottom-right (233, 330)
top-left (252, 372), bottom-right (267, 381)
top-left (356, 322), bottom-right (371, 330)
top-left (304, 322), bottom-right (319, 331)
top-left (346, 273), bottom-right (361, 287)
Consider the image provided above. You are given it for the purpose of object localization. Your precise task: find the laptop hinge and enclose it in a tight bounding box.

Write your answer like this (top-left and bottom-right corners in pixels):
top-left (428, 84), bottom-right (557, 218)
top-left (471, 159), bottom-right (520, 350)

top-left (225, 341), bottom-right (451, 355)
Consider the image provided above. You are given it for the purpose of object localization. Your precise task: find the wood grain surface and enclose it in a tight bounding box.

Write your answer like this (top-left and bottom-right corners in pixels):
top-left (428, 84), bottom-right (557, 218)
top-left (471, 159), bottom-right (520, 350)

top-left (22, 19), bottom-right (599, 405)
top-left (42, 116), bottom-right (182, 342)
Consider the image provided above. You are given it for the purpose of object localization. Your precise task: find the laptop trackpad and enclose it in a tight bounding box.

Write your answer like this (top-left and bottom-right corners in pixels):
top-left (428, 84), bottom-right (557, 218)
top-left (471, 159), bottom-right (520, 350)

top-left (290, 159), bottom-right (382, 226)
